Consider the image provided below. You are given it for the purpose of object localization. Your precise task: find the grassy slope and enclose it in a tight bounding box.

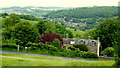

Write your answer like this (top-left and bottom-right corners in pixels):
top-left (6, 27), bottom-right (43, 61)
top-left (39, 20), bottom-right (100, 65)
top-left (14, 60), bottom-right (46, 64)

top-left (67, 29), bottom-right (86, 39)
top-left (1, 53), bottom-right (115, 66)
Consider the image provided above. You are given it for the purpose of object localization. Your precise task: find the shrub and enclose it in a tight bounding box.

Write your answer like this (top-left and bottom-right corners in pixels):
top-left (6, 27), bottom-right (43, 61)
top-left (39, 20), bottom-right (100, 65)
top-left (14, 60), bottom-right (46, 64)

top-left (61, 49), bottom-right (75, 57)
top-left (73, 49), bottom-right (82, 57)
top-left (101, 47), bottom-right (115, 57)
top-left (51, 39), bottom-right (60, 48)
top-left (73, 44), bottom-right (88, 51)
top-left (2, 43), bottom-right (18, 49)
top-left (63, 45), bottom-right (67, 49)
top-left (68, 46), bottom-right (77, 51)
top-left (83, 52), bottom-right (98, 58)
top-left (30, 43), bottom-right (58, 51)
top-left (47, 45), bottom-right (58, 51)
top-left (26, 42), bottom-right (33, 47)
top-left (40, 33), bottom-right (63, 47)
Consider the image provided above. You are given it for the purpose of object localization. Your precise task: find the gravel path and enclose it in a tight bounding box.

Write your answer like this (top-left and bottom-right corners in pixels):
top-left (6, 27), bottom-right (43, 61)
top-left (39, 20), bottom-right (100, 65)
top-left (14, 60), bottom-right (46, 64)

top-left (0, 51), bottom-right (97, 62)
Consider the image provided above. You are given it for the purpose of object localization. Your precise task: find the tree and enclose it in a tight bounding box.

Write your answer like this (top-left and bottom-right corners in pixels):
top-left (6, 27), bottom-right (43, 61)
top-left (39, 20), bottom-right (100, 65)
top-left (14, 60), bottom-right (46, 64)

top-left (68, 31), bottom-right (74, 38)
top-left (93, 18), bottom-right (120, 50)
top-left (52, 39), bottom-right (60, 48)
top-left (9, 14), bottom-right (20, 24)
top-left (40, 33), bottom-right (63, 48)
top-left (37, 20), bottom-right (56, 35)
top-left (101, 47), bottom-right (115, 57)
top-left (55, 23), bottom-right (66, 38)
top-left (13, 20), bottom-right (40, 46)
top-left (114, 25), bottom-right (120, 67)
top-left (4, 14), bottom-right (20, 27)
top-left (2, 27), bottom-right (14, 40)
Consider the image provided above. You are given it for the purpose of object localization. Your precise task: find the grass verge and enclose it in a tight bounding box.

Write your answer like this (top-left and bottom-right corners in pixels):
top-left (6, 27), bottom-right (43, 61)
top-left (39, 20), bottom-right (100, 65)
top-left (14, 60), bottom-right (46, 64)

top-left (1, 53), bottom-right (115, 66)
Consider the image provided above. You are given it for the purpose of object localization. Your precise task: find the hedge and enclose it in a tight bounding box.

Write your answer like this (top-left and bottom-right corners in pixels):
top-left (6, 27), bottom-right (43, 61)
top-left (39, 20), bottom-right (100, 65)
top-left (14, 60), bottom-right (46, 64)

top-left (2, 42), bottom-right (98, 58)
top-left (73, 44), bottom-right (88, 51)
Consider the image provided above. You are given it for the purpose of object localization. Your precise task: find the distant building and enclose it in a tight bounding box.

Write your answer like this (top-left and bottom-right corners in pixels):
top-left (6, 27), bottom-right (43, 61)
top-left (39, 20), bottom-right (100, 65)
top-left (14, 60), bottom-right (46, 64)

top-left (63, 38), bottom-right (100, 56)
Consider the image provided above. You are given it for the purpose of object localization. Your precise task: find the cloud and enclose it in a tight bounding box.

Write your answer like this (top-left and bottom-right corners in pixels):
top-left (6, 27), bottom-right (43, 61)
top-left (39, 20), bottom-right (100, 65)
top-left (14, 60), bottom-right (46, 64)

top-left (0, 0), bottom-right (119, 7)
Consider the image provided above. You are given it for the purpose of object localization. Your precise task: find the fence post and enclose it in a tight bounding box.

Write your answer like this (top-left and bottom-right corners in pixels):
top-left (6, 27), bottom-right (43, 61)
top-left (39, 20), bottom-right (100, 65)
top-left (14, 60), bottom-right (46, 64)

top-left (18, 45), bottom-right (19, 51)
top-left (97, 37), bottom-right (100, 56)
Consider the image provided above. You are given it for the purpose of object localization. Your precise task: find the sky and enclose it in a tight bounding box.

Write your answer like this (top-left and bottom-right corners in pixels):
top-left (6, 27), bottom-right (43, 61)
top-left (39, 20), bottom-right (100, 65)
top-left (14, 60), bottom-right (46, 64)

top-left (0, 0), bottom-right (119, 7)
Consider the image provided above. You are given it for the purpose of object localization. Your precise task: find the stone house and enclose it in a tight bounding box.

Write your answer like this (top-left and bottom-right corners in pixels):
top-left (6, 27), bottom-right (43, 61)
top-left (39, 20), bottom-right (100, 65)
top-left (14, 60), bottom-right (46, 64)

top-left (63, 38), bottom-right (100, 56)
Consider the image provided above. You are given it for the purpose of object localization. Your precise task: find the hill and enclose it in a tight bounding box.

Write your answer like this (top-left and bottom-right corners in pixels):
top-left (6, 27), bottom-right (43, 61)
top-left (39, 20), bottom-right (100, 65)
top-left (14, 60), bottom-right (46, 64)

top-left (42, 6), bottom-right (118, 30)
top-left (43, 6), bottom-right (118, 19)
top-left (0, 6), bottom-right (66, 17)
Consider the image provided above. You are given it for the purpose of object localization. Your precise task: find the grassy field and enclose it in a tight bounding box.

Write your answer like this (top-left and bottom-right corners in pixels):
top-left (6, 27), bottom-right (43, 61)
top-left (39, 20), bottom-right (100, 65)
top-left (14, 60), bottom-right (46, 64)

top-left (1, 53), bottom-right (115, 66)
top-left (67, 28), bottom-right (86, 39)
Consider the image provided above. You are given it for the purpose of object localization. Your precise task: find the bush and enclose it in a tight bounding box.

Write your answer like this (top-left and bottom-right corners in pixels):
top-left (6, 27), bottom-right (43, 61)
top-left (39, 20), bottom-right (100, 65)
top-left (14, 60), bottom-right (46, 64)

top-left (73, 44), bottom-right (88, 51)
top-left (30, 43), bottom-right (58, 51)
top-left (68, 46), bottom-right (77, 51)
top-left (61, 49), bottom-right (75, 57)
top-left (74, 49), bottom-right (83, 57)
top-left (26, 42), bottom-right (33, 47)
top-left (51, 39), bottom-right (60, 48)
top-left (83, 52), bottom-right (98, 58)
top-left (101, 47), bottom-right (115, 57)
top-left (2, 43), bottom-right (18, 49)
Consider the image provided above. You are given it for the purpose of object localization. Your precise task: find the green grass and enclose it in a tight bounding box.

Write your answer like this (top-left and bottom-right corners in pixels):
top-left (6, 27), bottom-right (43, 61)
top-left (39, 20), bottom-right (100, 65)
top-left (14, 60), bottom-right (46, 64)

top-left (67, 28), bottom-right (86, 39)
top-left (1, 53), bottom-right (115, 66)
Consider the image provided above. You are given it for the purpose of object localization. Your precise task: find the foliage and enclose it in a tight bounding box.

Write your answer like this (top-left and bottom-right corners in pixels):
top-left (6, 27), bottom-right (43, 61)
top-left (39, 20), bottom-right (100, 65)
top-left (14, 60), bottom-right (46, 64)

top-left (2, 43), bottom-right (18, 49)
top-left (3, 14), bottom-right (20, 27)
top-left (68, 31), bottom-right (74, 38)
top-left (55, 23), bottom-right (67, 38)
top-left (0, 13), bottom-right (9, 17)
top-left (93, 18), bottom-right (120, 50)
top-left (37, 20), bottom-right (56, 34)
top-left (25, 42), bottom-right (33, 47)
top-left (68, 46), bottom-right (77, 51)
top-left (82, 52), bottom-right (98, 58)
top-left (44, 6), bottom-right (118, 19)
top-left (114, 26), bottom-right (120, 67)
top-left (30, 43), bottom-right (58, 51)
top-left (40, 33), bottom-right (63, 47)
top-left (19, 14), bottom-right (41, 21)
top-left (13, 20), bottom-right (40, 46)
top-left (51, 39), bottom-right (60, 48)
top-left (73, 44), bottom-right (88, 51)
top-left (2, 27), bottom-right (14, 40)
top-left (43, 6), bottom-right (118, 30)
top-left (101, 47), bottom-right (115, 57)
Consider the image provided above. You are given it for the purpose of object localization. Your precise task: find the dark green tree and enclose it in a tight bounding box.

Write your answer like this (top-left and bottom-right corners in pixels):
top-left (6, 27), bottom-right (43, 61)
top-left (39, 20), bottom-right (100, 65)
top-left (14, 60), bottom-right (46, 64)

top-left (13, 20), bottom-right (40, 46)
top-left (68, 31), bottom-right (74, 38)
top-left (37, 20), bottom-right (56, 35)
top-left (94, 18), bottom-right (120, 50)
top-left (55, 23), bottom-right (66, 38)
top-left (4, 14), bottom-right (20, 27)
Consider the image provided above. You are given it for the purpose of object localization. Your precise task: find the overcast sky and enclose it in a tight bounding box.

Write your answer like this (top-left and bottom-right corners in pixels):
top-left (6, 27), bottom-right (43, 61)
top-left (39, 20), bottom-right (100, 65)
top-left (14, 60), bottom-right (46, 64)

top-left (1, 0), bottom-right (119, 7)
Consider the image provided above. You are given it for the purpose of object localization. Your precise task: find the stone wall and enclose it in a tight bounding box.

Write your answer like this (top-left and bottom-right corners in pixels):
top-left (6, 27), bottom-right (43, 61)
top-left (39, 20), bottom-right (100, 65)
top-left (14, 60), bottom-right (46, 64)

top-left (87, 46), bottom-right (98, 54)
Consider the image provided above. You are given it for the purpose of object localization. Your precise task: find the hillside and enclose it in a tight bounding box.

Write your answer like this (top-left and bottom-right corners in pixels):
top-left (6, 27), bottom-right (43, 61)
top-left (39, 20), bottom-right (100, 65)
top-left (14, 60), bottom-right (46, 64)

top-left (42, 6), bottom-right (118, 30)
top-left (43, 6), bottom-right (118, 19)
top-left (0, 6), bottom-right (66, 17)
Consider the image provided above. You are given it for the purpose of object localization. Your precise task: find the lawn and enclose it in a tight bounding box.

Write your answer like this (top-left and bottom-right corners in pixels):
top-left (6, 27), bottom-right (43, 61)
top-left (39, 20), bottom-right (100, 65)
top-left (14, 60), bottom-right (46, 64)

top-left (1, 53), bottom-right (115, 66)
